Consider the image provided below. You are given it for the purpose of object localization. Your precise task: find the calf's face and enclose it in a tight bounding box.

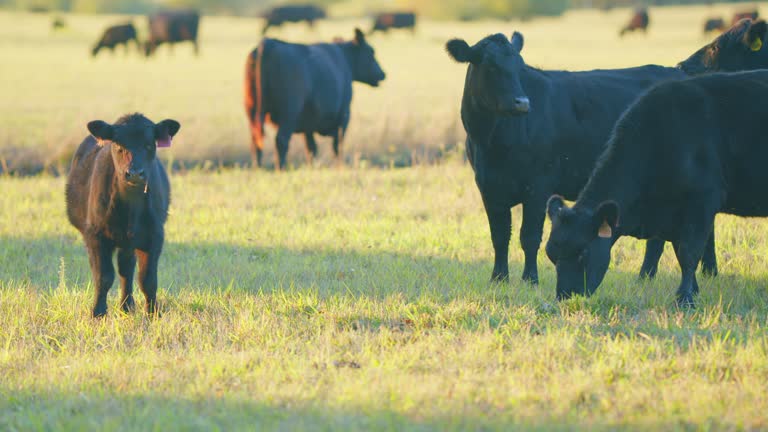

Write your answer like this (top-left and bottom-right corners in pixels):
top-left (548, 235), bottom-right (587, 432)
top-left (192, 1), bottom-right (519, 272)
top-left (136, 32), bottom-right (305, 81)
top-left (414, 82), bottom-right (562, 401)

top-left (545, 197), bottom-right (617, 300)
top-left (678, 19), bottom-right (768, 74)
top-left (446, 32), bottom-right (529, 115)
top-left (87, 118), bottom-right (180, 187)
top-left (349, 28), bottom-right (386, 87)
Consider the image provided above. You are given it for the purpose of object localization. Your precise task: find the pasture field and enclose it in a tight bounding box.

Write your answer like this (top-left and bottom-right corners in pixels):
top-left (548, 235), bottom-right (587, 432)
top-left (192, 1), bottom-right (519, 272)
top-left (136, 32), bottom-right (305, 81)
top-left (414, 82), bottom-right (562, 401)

top-left (3, 3), bottom-right (768, 431)
top-left (3, 166), bottom-right (768, 430)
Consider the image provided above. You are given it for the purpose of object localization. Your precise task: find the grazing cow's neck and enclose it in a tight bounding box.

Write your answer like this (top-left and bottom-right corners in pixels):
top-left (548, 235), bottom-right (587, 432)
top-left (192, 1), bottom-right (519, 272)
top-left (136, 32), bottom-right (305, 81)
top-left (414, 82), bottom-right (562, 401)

top-left (575, 133), bottom-right (647, 230)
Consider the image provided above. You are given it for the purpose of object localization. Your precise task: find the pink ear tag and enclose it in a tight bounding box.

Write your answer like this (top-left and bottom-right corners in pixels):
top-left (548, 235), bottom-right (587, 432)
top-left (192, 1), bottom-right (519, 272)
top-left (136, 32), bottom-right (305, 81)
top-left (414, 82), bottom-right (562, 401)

top-left (156, 136), bottom-right (172, 148)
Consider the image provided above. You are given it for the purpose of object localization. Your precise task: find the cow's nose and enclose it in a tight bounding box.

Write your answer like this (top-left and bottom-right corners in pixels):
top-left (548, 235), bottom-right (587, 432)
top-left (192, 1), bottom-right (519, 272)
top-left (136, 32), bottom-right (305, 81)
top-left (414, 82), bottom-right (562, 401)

top-left (125, 169), bottom-right (146, 182)
top-left (514, 97), bottom-right (530, 112)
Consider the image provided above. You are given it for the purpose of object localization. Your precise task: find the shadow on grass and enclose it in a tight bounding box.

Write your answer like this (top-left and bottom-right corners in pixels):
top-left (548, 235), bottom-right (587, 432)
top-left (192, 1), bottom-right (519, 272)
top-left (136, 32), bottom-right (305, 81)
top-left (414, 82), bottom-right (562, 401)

top-left (1, 234), bottom-right (767, 315)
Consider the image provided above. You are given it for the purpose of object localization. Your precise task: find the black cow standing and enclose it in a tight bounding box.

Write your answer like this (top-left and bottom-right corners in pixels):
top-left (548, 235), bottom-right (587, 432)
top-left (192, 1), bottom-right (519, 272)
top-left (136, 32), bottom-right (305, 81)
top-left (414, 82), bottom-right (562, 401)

top-left (370, 12), bottom-right (416, 34)
top-left (546, 70), bottom-right (768, 307)
top-left (445, 20), bottom-right (767, 287)
top-left (244, 28), bottom-right (385, 169)
top-left (145, 10), bottom-right (200, 57)
top-left (261, 5), bottom-right (326, 35)
top-left (620, 8), bottom-right (649, 37)
top-left (66, 113), bottom-right (180, 317)
top-left (92, 23), bottom-right (139, 57)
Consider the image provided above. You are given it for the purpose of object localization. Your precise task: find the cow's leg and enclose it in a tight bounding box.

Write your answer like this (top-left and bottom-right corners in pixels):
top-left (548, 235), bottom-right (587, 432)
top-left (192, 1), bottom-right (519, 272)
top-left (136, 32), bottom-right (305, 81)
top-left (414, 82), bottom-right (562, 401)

top-left (249, 113), bottom-right (266, 168)
top-left (482, 197), bottom-right (512, 283)
top-left (304, 132), bottom-right (318, 165)
top-left (639, 238), bottom-right (665, 279)
top-left (193, 40), bottom-right (199, 56)
top-left (332, 127), bottom-right (346, 167)
top-left (520, 196), bottom-right (548, 285)
top-left (700, 227), bottom-right (718, 277)
top-left (137, 244), bottom-right (162, 316)
top-left (672, 208), bottom-right (716, 308)
top-left (85, 235), bottom-right (115, 318)
top-left (275, 122), bottom-right (295, 171)
top-left (117, 248), bottom-right (136, 313)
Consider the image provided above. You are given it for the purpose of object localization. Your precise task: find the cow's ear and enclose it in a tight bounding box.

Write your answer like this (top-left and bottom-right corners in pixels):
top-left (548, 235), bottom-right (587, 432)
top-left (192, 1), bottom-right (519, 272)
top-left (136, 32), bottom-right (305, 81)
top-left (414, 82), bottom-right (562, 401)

top-left (446, 39), bottom-right (481, 64)
top-left (594, 201), bottom-right (619, 238)
top-left (546, 195), bottom-right (566, 221)
top-left (510, 31), bottom-right (524, 52)
top-left (87, 120), bottom-right (114, 143)
top-left (155, 119), bottom-right (180, 148)
top-left (353, 27), bottom-right (366, 45)
top-left (745, 20), bottom-right (767, 51)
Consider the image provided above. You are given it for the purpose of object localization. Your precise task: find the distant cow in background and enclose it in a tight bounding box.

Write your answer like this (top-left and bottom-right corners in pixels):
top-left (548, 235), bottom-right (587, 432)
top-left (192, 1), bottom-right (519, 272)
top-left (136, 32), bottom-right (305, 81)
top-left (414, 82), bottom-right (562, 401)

top-left (261, 5), bottom-right (326, 35)
top-left (732, 10), bottom-right (759, 25)
top-left (145, 10), bottom-right (200, 57)
top-left (244, 29), bottom-right (385, 169)
top-left (703, 17), bottom-right (726, 34)
top-left (92, 23), bottom-right (139, 57)
top-left (620, 8), bottom-right (649, 36)
top-left (370, 12), bottom-right (416, 34)
top-left (52, 16), bottom-right (66, 31)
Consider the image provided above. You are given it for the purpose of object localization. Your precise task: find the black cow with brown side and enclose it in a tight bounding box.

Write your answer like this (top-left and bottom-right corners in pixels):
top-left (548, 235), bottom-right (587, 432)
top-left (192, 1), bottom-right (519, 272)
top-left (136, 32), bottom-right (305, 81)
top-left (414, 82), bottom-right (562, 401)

top-left (145, 9), bottom-right (200, 57)
top-left (66, 113), bottom-right (180, 317)
top-left (370, 12), bottom-right (416, 34)
top-left (92, 23), bottom-right (139, 57)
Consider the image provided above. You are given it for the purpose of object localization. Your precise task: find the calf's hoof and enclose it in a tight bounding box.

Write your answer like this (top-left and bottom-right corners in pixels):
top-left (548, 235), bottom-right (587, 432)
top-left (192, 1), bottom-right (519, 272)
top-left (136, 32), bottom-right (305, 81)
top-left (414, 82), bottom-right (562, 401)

top-left (701, 265), bottom-right (718, 278)
top-left (92, 307), bottom-right (107, 318)
top-left (522, 271), bottom-right (539, 285)
top-left (675, 295), bottom-right (696, 309)
top-left (120, 296), bottom-right (136, 313)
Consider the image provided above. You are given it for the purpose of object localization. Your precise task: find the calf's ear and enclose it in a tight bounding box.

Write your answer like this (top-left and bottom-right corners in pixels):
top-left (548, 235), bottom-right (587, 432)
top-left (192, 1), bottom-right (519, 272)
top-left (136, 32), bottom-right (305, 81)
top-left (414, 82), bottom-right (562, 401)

top-left (446, 39), bottom-right (481, 64)
top-left (594, 201), bottom-right (619, 238)
top-left (745, 20), bottom-right (767, 51)
top-left (510, 31), bottom-right (524, 52)
top-left (87, 120), bottom-right (114, 143)
top-left (546, 195), bottom-right (566, 221)
top-left (155, 119), bottom-right (180, 148)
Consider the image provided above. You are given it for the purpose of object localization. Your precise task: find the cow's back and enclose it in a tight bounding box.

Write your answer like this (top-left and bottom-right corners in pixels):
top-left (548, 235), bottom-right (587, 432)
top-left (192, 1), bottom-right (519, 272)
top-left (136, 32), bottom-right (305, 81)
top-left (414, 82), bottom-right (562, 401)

top-left (260, 40), bottom-right (351, 132)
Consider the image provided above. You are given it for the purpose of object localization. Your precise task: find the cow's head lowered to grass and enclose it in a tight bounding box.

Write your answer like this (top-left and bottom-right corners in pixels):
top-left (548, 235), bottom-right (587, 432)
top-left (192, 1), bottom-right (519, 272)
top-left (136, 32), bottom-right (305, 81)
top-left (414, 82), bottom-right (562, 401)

top-left (446, 32), bottom-right (530, 115)
top-left (545, 196), bottom-right (617, 301)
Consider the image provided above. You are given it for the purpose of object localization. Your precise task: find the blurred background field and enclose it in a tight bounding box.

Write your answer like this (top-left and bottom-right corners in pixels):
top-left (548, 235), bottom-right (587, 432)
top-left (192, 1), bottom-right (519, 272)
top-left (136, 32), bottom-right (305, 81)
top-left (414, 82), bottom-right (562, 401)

top-left (1, 2), bottom-right (764, 172)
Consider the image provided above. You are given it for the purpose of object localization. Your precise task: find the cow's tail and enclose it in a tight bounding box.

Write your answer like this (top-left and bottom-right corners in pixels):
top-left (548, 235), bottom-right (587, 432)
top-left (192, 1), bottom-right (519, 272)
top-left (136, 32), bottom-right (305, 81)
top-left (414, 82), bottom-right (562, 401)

top-left (245, 41), bottom-right (266, 167)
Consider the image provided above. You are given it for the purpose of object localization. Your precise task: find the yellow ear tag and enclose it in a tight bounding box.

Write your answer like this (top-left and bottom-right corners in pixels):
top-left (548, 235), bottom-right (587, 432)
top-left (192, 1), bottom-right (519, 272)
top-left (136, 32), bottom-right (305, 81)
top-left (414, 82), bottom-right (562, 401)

top-left (598, 221), bottom-right (613, 238)
top-left (751, 37), bottom-right (762, 52)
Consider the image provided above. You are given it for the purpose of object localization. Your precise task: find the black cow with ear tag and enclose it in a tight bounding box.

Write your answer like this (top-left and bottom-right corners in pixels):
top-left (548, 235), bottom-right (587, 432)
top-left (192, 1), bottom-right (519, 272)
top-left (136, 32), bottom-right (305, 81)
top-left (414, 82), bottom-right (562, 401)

top-left (66, 113), bottom-right (180, 317)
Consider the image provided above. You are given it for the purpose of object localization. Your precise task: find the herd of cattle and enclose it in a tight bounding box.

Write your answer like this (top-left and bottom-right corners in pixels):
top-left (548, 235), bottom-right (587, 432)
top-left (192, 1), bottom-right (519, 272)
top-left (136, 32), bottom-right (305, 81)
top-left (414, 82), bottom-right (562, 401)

top-left (63, 7), bottom-right (768, 316)
top-left (621, 7), bottom-right (759, 36)
top-left (89, 5), bottom-right (416, 58)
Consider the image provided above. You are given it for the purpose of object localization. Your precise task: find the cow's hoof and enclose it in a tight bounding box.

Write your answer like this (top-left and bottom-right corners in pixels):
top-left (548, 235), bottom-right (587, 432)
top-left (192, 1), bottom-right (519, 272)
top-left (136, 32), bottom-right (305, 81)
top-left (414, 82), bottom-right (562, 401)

top-left (675, 296), bottom-right (696, 309)
top-left (489, 272), bottom-right (509, 284)
top-left (120, 297), bottom-right (136, 313)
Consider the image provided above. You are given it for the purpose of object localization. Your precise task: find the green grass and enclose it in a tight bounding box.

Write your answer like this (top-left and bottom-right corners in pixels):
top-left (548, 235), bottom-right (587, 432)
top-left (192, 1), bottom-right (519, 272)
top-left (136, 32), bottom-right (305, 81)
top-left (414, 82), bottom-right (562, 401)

top-left (4, 3), bottom-right (768, 430)
top-left (2, 165), bottom-right (768, 430)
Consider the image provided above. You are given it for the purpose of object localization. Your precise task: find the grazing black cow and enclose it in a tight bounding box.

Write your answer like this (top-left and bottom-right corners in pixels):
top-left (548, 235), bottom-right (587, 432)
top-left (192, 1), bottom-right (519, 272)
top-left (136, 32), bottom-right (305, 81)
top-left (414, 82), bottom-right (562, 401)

top-left (703, 17), bottom-right (726, 34)
top-left (370, 12), bottom-right (416, 34)
top-left (445, 21), bottom-right (768, 287)
top-left (732, 10), bottom-right (759, 26)
top-left (66, 113), bottom-right (180, 317)
top-left (261, 5), bottom-right (326, 35)
top-left (145, 10), bottom-right (200, 57)
top-left (92, 23), bottom-right (139, 57)
top-left (620, 8), bottom-right (649, 37)
top-left (546, 70), bottom-right (768, 307)
top-left (244, 28), bottom-right (385, 169)
top-left (679, 19), bottom-right (768, 74)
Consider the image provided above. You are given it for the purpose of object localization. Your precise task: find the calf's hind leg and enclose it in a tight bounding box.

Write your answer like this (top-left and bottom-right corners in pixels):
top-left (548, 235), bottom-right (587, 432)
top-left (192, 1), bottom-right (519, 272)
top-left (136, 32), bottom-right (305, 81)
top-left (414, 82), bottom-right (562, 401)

top-left (520, 196), bottom-right (548, 284)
